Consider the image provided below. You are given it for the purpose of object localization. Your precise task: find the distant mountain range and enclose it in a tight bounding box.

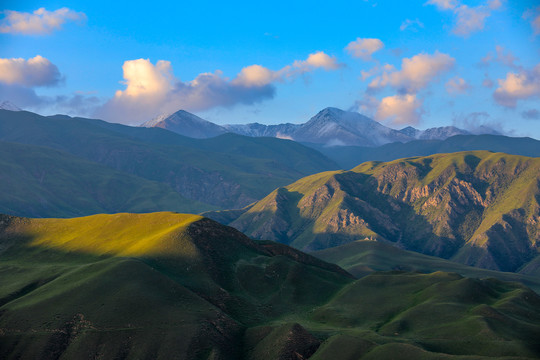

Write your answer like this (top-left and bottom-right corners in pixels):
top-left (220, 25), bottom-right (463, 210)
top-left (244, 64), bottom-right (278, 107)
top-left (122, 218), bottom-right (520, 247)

top-left (0, 109), bottom-right (338, 215)
top-left (141, 107), bottom-right (500, 146)
top-left (310, 133), bottom-right (540, 169)
top-left (209, 151), bottom-right (540, 274)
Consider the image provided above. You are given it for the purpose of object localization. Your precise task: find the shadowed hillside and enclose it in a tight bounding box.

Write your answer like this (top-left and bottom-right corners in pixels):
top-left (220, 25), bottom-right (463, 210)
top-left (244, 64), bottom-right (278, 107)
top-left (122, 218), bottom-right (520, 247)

top-left (0, 141), bottom-right (211, 217)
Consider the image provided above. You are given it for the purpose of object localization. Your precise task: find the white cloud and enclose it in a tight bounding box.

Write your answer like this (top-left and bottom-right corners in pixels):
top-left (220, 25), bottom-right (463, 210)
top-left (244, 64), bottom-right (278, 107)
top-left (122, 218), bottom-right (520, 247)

top-left (426, 0), bottom-right (503, 37)
top-left (446, 77), bottom-right (470, 94)
top-left (453, 5), bottom-right (491, 36)
top-left (425, 0), bottom-right (459, 10)
top-left (360, 65), bottom-right (380, 81)
top-left (400, 18), bottom-right (425, 31)
top-left (368, 51), bottom-right (455, 93)
top-left (233, 65), bottom-right (275, 87)
top-left (0, 8), bottom-right (86, 35)
top-left (345, 38), bottom-right (384, 61)
top-left (481, 45), bottom-right (519, 69)
top-left (114, 59), bottom-right (173, 99)
top-left (287, 51), bottom-right (343, 76)
top-left (523, 6), bottom-right (540, 36)
top-left (0, 55), bottom-right (62, 87)
top-left (97, 52), bottom-right (342, 124)
top-left (375, 94), bottom-right (423, 125)
top-left (493, 64), bottom-right (540, 108)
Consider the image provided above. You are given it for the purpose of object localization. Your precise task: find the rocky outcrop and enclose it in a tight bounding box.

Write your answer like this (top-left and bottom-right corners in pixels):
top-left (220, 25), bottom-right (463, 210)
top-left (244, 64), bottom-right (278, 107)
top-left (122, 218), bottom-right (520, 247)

top-left (229, 151), bottom-right (540, 272)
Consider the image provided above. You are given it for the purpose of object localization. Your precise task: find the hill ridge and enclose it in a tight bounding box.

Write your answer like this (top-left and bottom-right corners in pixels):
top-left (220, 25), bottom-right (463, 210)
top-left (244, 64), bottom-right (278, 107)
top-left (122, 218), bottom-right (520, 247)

top-left (226, 151), bottom-right (540, 272)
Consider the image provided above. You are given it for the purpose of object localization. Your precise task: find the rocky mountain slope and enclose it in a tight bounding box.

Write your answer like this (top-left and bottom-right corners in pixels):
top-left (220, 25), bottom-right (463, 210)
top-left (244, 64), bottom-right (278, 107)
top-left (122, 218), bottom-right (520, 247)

top-left (140, 109), bottom-right (228, 138)
top-left (225, 151), bottom-right (540, 272)
top-left (1, 212), bottom-right (540, 359)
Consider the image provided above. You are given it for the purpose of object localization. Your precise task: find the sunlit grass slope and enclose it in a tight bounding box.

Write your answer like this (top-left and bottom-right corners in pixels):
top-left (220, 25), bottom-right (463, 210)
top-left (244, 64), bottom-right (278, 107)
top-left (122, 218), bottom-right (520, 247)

top-left (22, 212), bottom-right (202, 257)
top-left (0, 212), bottom-right (352, 359)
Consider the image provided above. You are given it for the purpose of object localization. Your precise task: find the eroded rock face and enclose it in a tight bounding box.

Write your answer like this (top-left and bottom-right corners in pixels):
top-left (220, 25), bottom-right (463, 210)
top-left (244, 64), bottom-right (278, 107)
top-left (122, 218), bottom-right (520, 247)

top-left (230, 152), bottom-right (540, 272)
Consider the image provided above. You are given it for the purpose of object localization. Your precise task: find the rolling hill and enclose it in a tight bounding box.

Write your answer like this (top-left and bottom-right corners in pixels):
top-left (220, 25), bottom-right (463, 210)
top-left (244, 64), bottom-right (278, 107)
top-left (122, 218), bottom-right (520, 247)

top-left (0, 140), bottom-right (211, 217)
top-left (0, 109), bottom-right (338, 210)
top-left (313, 239), bottom-right (540, 293)
top-left (1, 212), bottom-right (540, 359)
top-left (226, 151), bottom-right (540, 273)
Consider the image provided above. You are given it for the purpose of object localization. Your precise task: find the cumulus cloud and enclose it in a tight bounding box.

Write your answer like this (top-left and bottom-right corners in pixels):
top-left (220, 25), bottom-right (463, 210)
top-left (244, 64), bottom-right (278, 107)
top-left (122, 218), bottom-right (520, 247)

top-left (0, 8), bottom-right (86, 35)
top-left (426, 0), bottom-right (503, 37)
top-left (354, 51), bottom-right (454, 126)
top-left (368, 51), bottom-right (455, 94)
top-left (400, 18), bottom-right (425, 31)
top-left (446, 77), bottom-right (471, 94)
top-left (375, 94), bottom-right (423, 125)
top-left (0, 55), bottom-right (62, 87)
top-left (345, 38), bottom-right (384, 61)
top-left (286, 51), bottom-right (343, 77)
top-left (234, 65), bottom-right (275, 87)
top-left (493, 64), bottom-right (540, 108)
top-left (523, 6), bottom-right (540, 36)
top-left (97, 52), bottom-right (342, 124)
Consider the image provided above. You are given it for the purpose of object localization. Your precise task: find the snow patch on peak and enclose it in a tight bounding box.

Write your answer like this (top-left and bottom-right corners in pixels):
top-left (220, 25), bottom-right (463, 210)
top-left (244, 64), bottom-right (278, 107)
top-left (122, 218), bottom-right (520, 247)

top-left (0, 101), bottom-right (22, 111)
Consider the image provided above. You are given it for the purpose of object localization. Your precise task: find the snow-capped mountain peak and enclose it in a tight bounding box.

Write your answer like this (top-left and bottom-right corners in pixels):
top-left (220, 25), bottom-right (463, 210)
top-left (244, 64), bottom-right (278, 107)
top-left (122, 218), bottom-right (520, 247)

top-left (140, 109), bottom-right (228, 139)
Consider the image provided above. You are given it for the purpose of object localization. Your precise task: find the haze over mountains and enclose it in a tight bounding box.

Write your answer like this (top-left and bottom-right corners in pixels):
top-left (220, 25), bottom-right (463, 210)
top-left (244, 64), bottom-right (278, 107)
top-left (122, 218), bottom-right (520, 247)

top-left (141, 107), bottom-right (501, 146)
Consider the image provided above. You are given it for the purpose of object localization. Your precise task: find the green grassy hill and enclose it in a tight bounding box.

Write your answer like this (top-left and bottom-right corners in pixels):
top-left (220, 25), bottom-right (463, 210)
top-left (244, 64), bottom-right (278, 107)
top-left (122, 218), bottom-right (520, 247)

top-left (0, 110), bottom-right (338, 210)
top-left (1, 212), bottom-right (540, 359)
top-left (228, 151), bottom-right (540, 272)
top-left (313, 239), bottom-right (540, 293)
top-left (0, 140), bottom-right (211, 217)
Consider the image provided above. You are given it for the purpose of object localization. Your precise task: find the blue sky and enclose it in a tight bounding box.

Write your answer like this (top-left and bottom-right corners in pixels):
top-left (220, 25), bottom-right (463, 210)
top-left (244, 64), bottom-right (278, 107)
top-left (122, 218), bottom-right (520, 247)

top-left (1, 0), bottom-right (540, 138)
